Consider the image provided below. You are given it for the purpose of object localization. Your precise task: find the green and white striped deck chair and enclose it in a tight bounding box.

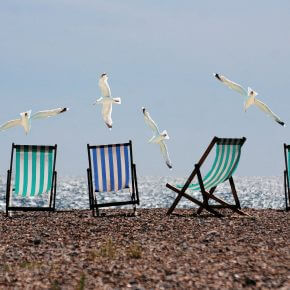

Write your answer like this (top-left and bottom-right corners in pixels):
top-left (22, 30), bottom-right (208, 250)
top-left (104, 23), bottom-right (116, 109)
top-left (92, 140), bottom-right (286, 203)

top-left (283, 144), bottom-right (290, 211)
top-left (6, 143), bottom-right (57, 216)
top-left (166, 137), bottom-right (247, 217)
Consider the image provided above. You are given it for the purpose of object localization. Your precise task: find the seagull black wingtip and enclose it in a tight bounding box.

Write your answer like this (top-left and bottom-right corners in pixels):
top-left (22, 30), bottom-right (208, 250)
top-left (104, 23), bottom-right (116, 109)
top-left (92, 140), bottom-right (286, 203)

top-left (278, 121), bottom-right (285, 127)
top-left (166, 163), bottom-right (173, 169)
top-left (214, 73), bottom-right (221, 81)
top-left (60, 108), bottom-right (68, 113)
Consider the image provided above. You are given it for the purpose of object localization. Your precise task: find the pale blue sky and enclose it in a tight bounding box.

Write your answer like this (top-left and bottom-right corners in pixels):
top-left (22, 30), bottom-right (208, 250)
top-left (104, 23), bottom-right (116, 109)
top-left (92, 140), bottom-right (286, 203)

top-left (0, 1), bottom-right (290, 176)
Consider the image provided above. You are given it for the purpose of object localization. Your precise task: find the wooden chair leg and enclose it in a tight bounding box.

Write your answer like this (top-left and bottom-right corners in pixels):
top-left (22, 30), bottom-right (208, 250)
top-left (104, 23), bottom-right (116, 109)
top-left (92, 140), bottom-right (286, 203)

top-left (166, 183), bottom-right (184, 215)
top-left (166, 184), bottom-right (223, 217)
top-left (197, 187), bottom-right (216, 215)
top-left (202, 191), bottom-right (247, 216)
top-left (229, 177), bottom-right (241, 209)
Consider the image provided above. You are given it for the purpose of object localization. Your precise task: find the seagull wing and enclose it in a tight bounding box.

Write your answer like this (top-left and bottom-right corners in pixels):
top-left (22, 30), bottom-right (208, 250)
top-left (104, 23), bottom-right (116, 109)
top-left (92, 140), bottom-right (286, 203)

top-left (143, 108), bottom-right (160, 135)
top-left (254, 98), bottom-right (285, 126)
top-left (215, 74), bottom-right (247, 96)
top-left (0, 118), bottom-right (22, 131)
top-left (102, 102), bottom-right (113, 128)
top-left (31, 108), bottom-right (68, 120)
top-left (99, 78), bottom-right (111, 97)
top-left (159, 140), bottom-right (172, 169)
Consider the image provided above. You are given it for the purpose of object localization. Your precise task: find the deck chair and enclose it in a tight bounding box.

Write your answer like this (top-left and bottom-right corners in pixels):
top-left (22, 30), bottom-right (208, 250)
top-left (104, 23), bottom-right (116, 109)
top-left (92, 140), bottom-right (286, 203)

top-left (6, 144), bottom-right (57, 216)
top-left (166, 137), bottom-right (247, 217)
top-left (283, 144), bottom-right (290, 211)
top-left (87, 140), bottom-right (139, 216)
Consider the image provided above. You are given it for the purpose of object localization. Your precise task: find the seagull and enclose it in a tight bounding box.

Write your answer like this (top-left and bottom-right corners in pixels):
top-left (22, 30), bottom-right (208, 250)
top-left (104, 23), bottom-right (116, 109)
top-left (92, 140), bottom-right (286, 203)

top-left (214, 73), bottom-right (285, 127)
top-left (0, 107), bottom-right (68, 135)
top-left (94, 73), bottom-right (121, 129)
top-left (142, 107), bottom-right (172, 169)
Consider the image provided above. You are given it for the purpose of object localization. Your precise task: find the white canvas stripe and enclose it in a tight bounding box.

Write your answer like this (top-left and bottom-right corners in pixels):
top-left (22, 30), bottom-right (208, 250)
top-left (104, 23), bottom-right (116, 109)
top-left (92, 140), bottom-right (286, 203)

top-left (18, 147), bottom-right (24, 196)
top-left (120, 145), bottom-right (126, 188)
top-left (202, 145), bottom-right (223, 189)
top-left (226, 145), bottom-right (240, 178)
top-left (215, 144), bottom-right (234, 185)
top-left (205, 145), bottom-right (228, 189)
top-left (42, 148), bottom-right (49, 195)
top-left (35, 148), bottom-right (41, 195)
top-left (97, 147), bottom-right (103, 192)
top-left (112, 145), bottom-right (119, 191)
top-left (104, 146), bottom-right (111, 191)
top-left (91, 149), bottom-right (96, 192)
top-left (26, 147), bottom-right (33, 196)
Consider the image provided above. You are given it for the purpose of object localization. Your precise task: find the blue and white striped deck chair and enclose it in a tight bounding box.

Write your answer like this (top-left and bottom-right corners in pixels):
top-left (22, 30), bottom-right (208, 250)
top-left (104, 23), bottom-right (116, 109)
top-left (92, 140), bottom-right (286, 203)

top-left (6, 143), bottom-right (57, 216)
top-left (283, 144), bottom-right (290, 211)
top-left (166, 137), bottom-right (247, 217)
top-left (87, 140), bottom-right (139, 216)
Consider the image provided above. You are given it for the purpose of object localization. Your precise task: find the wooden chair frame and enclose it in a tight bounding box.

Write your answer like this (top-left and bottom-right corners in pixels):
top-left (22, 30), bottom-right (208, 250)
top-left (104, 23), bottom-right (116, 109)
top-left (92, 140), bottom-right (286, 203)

top-left (6, 143), bottom-right (57, 216)
top-left (87, 140), bottom-right (139, 216)
top-left (283, 144), bottom-right (290, 211)
top-left (166, 137), bottom-right (247, 217)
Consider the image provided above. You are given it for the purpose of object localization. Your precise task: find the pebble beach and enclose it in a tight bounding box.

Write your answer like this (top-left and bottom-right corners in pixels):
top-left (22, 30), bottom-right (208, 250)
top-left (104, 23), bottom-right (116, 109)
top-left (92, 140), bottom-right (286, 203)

top-left (0, 208), bottom-right (289, 289)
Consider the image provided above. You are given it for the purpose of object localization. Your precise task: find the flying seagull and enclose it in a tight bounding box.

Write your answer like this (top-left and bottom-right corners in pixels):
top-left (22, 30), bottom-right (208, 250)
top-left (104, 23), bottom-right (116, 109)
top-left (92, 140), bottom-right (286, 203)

top-left (142, 107), bottom-right (172, 169)
top-left (214, 73), bottom-right (285, 127)
top-left (94, 73), bottom-right (121, 129)
top-left (0, 107), bottom-right (68, 135)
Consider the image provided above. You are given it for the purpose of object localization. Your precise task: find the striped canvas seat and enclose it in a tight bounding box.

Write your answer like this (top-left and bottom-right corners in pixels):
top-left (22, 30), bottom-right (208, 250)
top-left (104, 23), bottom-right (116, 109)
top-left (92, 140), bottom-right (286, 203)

top-left (14, 146), bottom-right (55, 197)
top-left (90, 144), bottom-right (130, 192)
top-left (87, 141), bottom-right (139, 216)
top-left (184, 139), bottom-right (243, 191)
top-left (166, 137), bottom-right (247, 217)
top-left (6, 143), bottom-right (57, 215)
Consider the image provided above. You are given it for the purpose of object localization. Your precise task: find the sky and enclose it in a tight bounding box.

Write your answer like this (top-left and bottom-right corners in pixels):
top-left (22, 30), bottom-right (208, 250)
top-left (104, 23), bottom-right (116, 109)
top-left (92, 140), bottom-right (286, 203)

top-left (0, 0), bottom-right (290, 177)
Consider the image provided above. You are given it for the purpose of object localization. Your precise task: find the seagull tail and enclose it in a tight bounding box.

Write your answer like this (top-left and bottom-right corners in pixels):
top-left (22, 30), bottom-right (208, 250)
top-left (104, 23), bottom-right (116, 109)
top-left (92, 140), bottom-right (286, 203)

top-left (93, 97), bottom-right (103, 105)
top-left (148, 136), bottom-right (155, 143)
top-left (244, 95), bottom-right (255, 112)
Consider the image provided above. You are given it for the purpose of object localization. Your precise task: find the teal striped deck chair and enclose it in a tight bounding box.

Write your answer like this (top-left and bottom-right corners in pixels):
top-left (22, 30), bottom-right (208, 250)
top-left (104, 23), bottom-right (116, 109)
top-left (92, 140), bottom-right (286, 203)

top-left (166, 137), bottom-right (247, 217)
top-left (87, 140), bottom-right (139, 216)
top-left (6, 143), bottom-right (57, 216)
top-left (283, 144), bottom-right (290, 211)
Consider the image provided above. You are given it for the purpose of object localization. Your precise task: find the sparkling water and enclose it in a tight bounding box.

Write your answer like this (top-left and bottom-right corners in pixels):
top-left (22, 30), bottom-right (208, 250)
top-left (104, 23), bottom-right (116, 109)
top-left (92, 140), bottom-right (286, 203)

top-left (0, 176), bottom-right (286, 211)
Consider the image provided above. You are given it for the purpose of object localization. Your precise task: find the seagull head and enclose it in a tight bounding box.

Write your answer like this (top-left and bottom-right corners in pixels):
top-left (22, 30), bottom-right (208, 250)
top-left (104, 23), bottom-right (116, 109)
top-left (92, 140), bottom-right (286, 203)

top-left (161, 130), bottom-right (169, 140)
top-left (100, 73), bottom-right (108, 80)
top-left (247, 87), bottom-right (258, 97)
top-left (20, 110), bottom-right (31, 119)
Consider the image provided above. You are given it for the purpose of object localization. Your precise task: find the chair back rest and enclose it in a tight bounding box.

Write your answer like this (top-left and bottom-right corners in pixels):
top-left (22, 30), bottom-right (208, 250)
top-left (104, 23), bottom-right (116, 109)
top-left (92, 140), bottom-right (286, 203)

top-left (12, 145), bottom-right (56, 197)
top-left (202, 138), bottom-right (245, 189)
top-left (88, 142), bottom-right (132, 192)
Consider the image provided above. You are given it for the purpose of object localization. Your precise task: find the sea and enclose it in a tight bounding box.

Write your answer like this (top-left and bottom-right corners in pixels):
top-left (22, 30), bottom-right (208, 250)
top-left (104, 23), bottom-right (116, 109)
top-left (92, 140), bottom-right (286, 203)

top-left (0, 176), bottom-right (286, 211)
